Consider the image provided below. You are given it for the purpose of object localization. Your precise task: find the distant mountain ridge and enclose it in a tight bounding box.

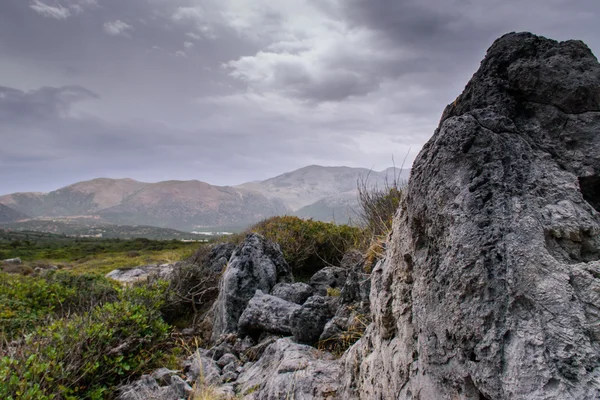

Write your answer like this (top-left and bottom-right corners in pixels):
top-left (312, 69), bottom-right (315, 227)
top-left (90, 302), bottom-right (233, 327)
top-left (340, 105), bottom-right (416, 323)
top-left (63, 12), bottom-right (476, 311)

top-left (0, 166), bottom-right (409, 231)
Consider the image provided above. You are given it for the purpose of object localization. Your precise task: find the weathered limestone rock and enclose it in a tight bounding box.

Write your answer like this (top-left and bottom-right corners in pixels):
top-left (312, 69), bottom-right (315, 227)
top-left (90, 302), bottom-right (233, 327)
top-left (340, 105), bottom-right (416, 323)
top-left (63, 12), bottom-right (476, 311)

top-left (184, 351), bottom-right (222, 386)
top-left (238, 290), bottom-right (301, 336)
top-left (270, 282), bottom-right (313, 304)
top-left (309, 267), bottom-right (348, 296)
top-left (235, 338), bottom-right (342, 399)
top-left (211, 233), bottom-right (293, 340)
top-left (204, 242), bottom-right (236, 273)
top-left (290, 295), bottom-right (338, 344)
top-left (105, 263), bottom-right (176, 284)
top-left (117, 373), bottom-right (192, 400)
top-left (342, 32), bottom-right (600, 400)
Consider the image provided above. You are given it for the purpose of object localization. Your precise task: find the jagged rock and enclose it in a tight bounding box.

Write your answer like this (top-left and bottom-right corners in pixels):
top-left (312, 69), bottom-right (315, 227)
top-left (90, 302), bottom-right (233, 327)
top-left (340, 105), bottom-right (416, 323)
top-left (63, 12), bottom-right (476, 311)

top-left (217, 353), bottom-right (239, 369)
top-left (290, 295), bottom-right (338, 344)
top-left (222, 371), bottom-right (239, 383)
top-left (211, 233), bottom-right (293, 340)
top-left (342, 32), bottom-right (600, 400)
top-left (244, 335), bottom-right (279, 362)
top-left (169, 376), bottom-right (193, 398)
top-left (309, 267), bottom-right (348, 296)
top-left (340, 255), bottom-right (371, 311)
top-left (204, 242), bottom-right (236, 273)
top-left (238, 290), bottom-right (301, 336)
top-left (105, 263), bottom-right (176, 284)
top-left (233, 336), bottom-right (256, 357)
top-left (184, 352), bottom-right (222, 387)
top-left (319, 316), bottom-right (347, 342)
top-left (117, 374), bottom-right (191, 400)
top-left (222, 362), bottom-right (239, 375)
top-left (270, 282), bottom-right (313, 304)
top-left (235, 338), bottom-right (342, 399)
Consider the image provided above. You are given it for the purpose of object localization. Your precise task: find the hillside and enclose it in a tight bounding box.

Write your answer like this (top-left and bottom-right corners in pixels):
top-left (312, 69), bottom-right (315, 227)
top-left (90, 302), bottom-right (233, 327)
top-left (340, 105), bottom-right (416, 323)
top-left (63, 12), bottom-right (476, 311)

top-left (0, 204), bottom-right (29, 223)
top-left (0, 219), bottom-right (212, 240)
top-left (0, 166), bottom-right (409, 231)
top-left (238, 165), bottom-right (409, 215)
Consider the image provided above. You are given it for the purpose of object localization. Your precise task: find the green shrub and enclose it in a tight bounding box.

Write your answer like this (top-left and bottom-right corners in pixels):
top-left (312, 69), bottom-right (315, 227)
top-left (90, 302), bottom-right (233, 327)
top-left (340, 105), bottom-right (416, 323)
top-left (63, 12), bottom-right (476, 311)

top-left (250, 216), bottom-right (363, 279)
top-left (0, 271), bottom-right (118, 340)
top-left (0, 299), bottom-right (169, 400)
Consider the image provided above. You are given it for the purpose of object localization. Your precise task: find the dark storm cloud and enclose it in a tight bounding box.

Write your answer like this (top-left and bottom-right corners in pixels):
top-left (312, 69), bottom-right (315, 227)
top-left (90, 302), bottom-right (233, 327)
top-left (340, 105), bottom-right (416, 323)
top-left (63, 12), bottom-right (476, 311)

top-left (0, 0), bottom-right (599, 194)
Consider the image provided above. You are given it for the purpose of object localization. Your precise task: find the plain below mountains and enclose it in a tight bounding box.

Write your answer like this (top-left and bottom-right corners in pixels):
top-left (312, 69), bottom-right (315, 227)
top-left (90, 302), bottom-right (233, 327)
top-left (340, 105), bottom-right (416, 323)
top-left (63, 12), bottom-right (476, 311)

top-left (0, 165), bottom-right (409, 232)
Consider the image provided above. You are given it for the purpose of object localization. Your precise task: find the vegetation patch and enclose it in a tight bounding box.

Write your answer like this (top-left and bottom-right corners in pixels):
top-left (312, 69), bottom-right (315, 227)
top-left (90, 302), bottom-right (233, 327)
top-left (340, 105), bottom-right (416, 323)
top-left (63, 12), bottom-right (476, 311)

top-left (249, 216), bottom-right (363, 279)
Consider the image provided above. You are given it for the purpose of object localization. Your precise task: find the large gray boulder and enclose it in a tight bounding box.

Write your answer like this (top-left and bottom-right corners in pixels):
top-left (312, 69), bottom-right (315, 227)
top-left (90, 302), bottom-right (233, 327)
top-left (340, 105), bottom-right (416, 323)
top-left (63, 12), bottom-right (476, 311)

top-left (342, 32), bottom-right (600, 399)
top-left (211, 233), bottom-right (293, 340)
top-left (270, 282), bottom-right (313, 304)
top-left (238, 290), bottom-right (301, 336)
top-left (235, 338), bottom-right (342, 399)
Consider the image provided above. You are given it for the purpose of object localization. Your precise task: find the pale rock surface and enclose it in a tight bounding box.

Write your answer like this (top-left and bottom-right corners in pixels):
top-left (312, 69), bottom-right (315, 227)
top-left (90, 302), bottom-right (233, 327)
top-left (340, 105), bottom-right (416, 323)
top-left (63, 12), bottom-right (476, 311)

top-left (342, 32), bottom-right (600, 400)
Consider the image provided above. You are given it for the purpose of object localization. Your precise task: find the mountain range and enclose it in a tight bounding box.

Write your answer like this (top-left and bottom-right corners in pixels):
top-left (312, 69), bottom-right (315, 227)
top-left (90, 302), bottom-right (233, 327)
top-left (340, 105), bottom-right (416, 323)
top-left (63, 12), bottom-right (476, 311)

top-left (0, 166), bottom-right (409, 232)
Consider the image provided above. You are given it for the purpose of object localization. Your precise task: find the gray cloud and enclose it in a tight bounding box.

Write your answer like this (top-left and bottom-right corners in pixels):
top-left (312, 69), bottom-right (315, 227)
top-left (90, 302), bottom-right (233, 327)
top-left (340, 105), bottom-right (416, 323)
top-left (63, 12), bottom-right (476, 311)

top-left (29, 0), bottom-right (71, 19)
top-left (0, 0), bottom-right (599, 194)
top-left (103, 20), bottom-right (133, 36)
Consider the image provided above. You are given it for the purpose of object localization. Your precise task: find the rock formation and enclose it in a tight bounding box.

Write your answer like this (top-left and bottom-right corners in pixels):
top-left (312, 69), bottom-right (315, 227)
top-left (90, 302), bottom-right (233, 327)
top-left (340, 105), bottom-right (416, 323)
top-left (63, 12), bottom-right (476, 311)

top-left (211, 233), bottom-right (293, 340)
top-left (342, 32), bottom-right (600, 399)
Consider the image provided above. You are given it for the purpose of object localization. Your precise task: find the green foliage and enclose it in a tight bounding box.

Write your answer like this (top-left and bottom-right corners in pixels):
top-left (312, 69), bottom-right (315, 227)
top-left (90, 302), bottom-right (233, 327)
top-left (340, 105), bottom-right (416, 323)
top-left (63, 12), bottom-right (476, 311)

top-left (250, 216), bottom-right (362, 279)
top-left (0, 271), bottom-right (118, 340)
top-left (0, 299), bottom-right (169, 399)
top-left (0, 230), bottom-right (197, 263)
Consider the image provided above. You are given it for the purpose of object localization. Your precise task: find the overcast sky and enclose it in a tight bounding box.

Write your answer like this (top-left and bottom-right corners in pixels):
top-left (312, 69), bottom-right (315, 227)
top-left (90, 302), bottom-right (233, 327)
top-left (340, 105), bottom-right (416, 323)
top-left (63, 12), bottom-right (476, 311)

top-left (1, 0), bottom-right (599, 194)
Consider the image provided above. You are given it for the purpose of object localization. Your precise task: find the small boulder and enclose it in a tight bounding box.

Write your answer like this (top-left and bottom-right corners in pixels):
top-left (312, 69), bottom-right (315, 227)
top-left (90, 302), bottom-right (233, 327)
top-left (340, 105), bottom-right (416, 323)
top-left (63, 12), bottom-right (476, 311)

top-left (271, 282), bottom-right (313, 304)
top-left (309, 267), bottom-right (348, 296)
top-left (216, 353), bottom-right (239, 369)
top-left (105, 263), bottom-right (177, 284)
top-left (290, 295), bottom-right (338, 344)
top-left (151, 368), bottom-right (179, 386)
top-left (184, 352), bottom-right (222, 386)
top-left (238, 290), bottom-right (301, 336)
top-left (2, 257), bottom-right (21, 264)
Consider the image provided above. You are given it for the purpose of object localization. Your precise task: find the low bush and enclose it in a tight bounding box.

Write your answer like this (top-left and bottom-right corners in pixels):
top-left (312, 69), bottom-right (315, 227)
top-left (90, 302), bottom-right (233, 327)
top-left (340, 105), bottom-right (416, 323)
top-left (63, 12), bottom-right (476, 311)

top-left (0, 271), bottom-right (118, 340)
top-left (0, 299), bottom-right (170, 400)
top-left (250, 216), bottom-right (363, 279)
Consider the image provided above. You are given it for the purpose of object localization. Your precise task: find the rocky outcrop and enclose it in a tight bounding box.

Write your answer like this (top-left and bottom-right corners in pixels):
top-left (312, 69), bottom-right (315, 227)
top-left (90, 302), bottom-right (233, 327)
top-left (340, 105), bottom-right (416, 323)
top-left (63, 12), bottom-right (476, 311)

top-left (235, 338), bottom-right (341, 400)
top-left (342, 32), bottom-right (600, 399)
top-left (211, 233), bottom-right (293, 340)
